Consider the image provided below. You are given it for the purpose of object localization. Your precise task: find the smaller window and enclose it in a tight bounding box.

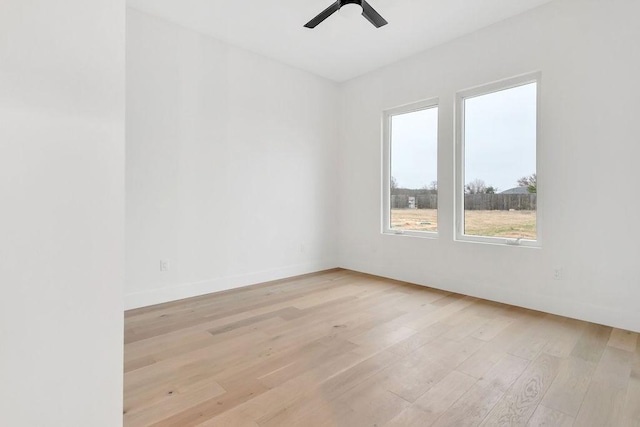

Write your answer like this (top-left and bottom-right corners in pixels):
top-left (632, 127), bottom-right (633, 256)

top-left (455, 73), bottom-right (540, 246)
top-left (382, 99), bottom-right (439, 237)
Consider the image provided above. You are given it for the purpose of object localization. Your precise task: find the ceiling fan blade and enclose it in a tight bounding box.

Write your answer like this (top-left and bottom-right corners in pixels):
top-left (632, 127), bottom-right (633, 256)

top-left (304, 1), bottom-right (342, 28)
top-left (361, 0), bottom-right (388, 28)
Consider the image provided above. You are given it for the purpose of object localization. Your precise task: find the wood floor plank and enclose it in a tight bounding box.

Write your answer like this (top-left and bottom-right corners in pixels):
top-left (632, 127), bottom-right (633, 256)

top-left (125, 329), bottom-right (272, 395)
top-left (607, 328), bottom-right (638, 352)
top-left (196, 411), bottom-right (260, 427)
top-left (475, 354), bottom-right (530, 392)
top-left (318, 349), bottom-right (399, 399)
top-left (458, 348), bottom-right (508, 379)
top-left (442, 313), bottom-right (488, 341)
top-left (125, 370), bottom-right (226, 416)
top-left (574, 346), bottom-right (633, 426)
top-left (479, 353), bottom-right (561, 426)
top-left (416, 335), bottom-right (486, 370)
top-left (386, 322), bottom-right (451, 357)
top-left (257, 351), bottom-right (399, 427)
top-left (371, 356), bottom-right (451, 403)
top-left (348, 324), bottom-right (418, 355)
top-left (410, 370), bottom-right (477, 422)
top-left (621, 340), bottom-right (640, 425)
top-left (541, 316), bottom-right (586, 358)
top-left (124, 379), bottom-right (226, 426)
top-left (432, 383), bottom-right (505, 427)
top-left (570, 323), bottom-right (612, 363)
top-left (471, 315), bottom-right (514, 342)
top-left (540, 356), bottom-right (596, 417)
top-left (526, 405), bottom-right (574, 427)
top-left (149, 380), bottom-right (269, 427)
top-left (384, 405), bottom-right (439, 427)
top-left (237, 350), bottom-right (366, 424)
top-left (123, 269), bottom-right (640, 427)
top-left (506, 315), bottom-right (554, 361)
top-left (257, 338), bottom-right (358, 388)
top-left (337, 378), bottom-right (411, 426)
top-left (622, 366), bottom-right (640, 425)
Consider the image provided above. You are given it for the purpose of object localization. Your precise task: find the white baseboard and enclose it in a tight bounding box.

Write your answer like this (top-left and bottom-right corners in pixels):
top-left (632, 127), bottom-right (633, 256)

top-left (124, 260), bottom-right (339, 310)
top-left (340, 262), bottom-right (640, 333)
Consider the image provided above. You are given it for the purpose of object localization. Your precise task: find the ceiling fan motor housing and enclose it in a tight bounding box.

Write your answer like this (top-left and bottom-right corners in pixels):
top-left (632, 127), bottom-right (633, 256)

top-left (304, 0), bottom-right (388, 29)
top-left (340, 0), bottom-right (363, 7)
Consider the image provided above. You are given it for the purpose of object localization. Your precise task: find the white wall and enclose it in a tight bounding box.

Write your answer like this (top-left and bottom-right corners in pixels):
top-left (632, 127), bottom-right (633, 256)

top-left (0, 0), bottom-right (125, 426)
top-left (339, 0), bottom-right (640, 332)
top-left (126, 9), bottom-right (340, 309)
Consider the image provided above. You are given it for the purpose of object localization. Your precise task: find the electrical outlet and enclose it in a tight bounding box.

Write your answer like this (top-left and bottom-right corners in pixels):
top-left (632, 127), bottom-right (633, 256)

top-left (160, 259), bottom-right (170, 272)
top-left (553, 268), bottom-right (563, 280)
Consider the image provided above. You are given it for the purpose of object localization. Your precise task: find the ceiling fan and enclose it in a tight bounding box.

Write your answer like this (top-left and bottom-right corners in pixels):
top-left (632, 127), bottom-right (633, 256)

top-left (304, 0), bottom-right (388, 29)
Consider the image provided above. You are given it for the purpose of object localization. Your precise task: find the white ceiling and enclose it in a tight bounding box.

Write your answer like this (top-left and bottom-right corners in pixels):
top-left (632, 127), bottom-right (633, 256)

top-left (127, 0), bottom-right (554, 82)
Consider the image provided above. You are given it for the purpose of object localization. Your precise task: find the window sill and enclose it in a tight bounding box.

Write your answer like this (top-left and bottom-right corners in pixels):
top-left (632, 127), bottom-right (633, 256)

top-left (382, 230), bottom-right (439, 239)
top-left (455, 235), bottom-right (541, 248)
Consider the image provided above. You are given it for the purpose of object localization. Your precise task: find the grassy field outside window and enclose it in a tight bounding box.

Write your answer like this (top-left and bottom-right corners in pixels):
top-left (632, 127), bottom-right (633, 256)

top-left (391, 209), bottom-right (536, 239)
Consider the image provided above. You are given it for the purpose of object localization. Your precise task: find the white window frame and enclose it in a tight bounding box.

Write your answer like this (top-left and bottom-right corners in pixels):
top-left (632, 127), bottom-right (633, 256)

top-left (455, 72), bottom-right (542, 247)
top-left (382, 98), bottom-right (439, 238)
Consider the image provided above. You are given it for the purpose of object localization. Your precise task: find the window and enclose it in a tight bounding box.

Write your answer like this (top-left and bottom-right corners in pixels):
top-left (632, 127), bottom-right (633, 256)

top-left (456, 74), bottom-right (540, 246)
top-left (383, 99), bottom-right (438, 237)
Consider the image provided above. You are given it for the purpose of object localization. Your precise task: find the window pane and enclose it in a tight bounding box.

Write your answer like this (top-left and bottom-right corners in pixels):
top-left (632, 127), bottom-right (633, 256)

top-left (463, 82), bottom-right (537, 239)
top-left (390, 107), bottom-right (438, 232)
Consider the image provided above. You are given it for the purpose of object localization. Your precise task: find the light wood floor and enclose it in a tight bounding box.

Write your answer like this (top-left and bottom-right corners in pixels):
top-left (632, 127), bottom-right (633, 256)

top-left (124, 269), bottom-right (640, 427)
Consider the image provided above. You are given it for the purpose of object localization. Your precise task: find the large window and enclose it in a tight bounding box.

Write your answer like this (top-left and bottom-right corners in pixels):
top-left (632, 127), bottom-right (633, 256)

top-left (383, 99), bottom-right (438, 236)
top-left (456, 74), bottom-right (539, 245)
